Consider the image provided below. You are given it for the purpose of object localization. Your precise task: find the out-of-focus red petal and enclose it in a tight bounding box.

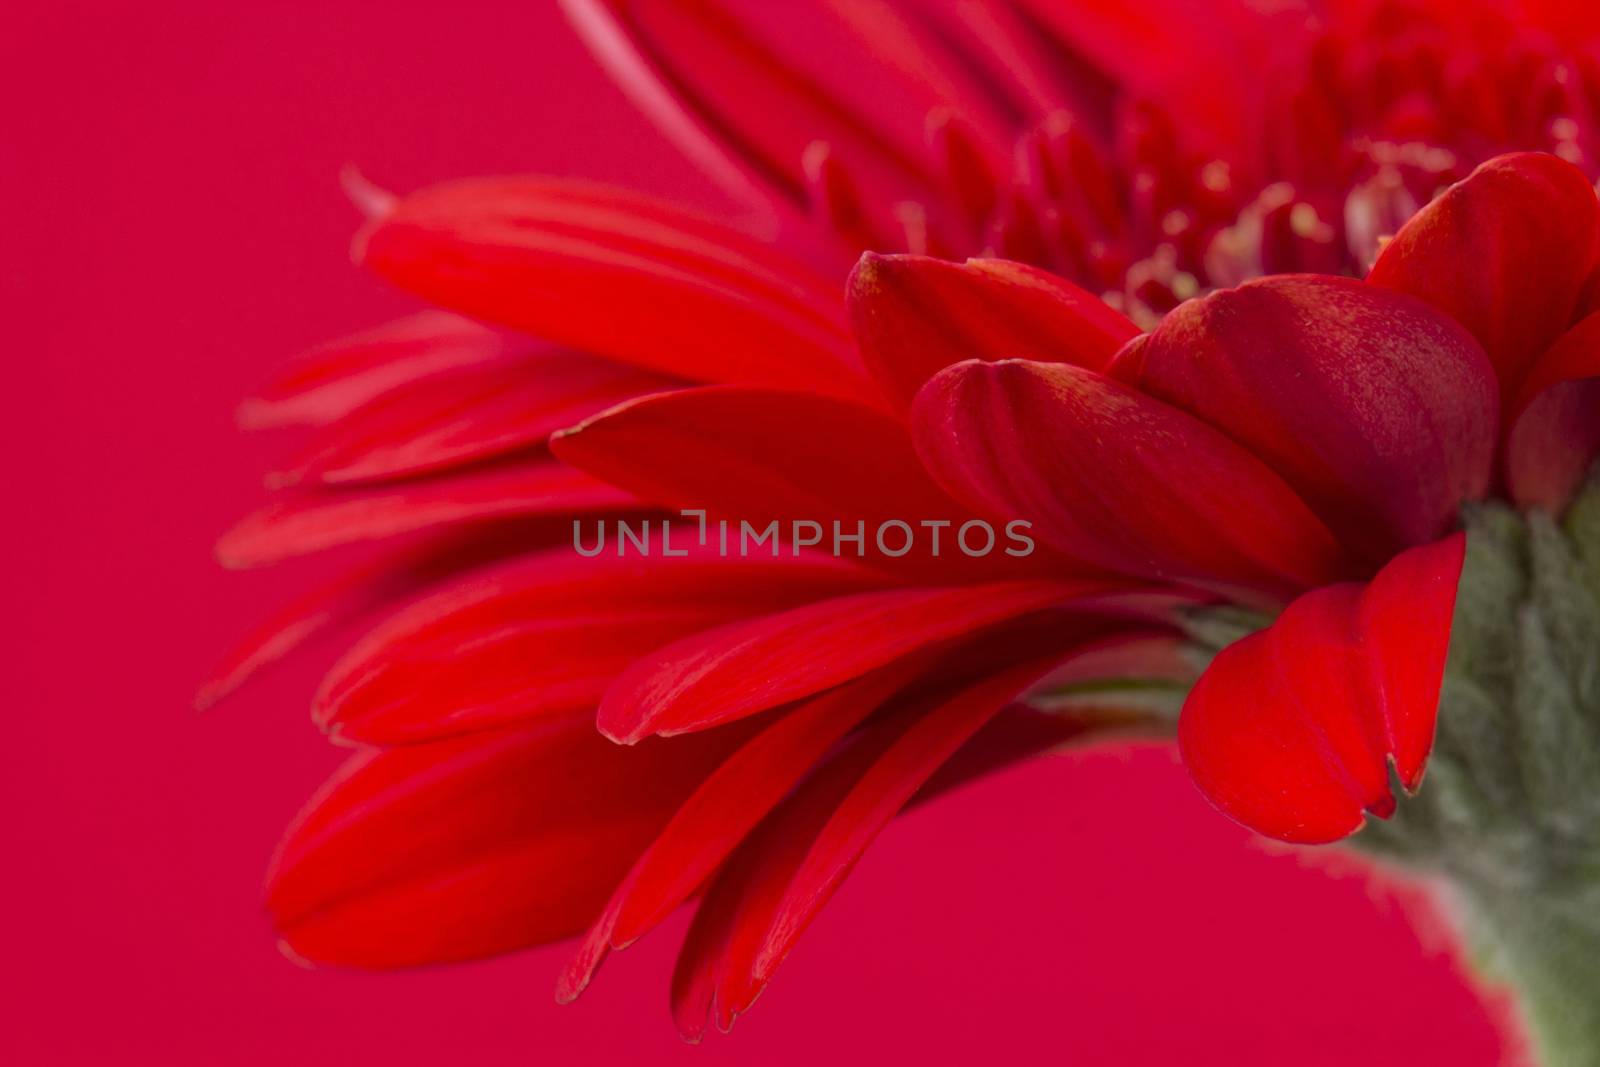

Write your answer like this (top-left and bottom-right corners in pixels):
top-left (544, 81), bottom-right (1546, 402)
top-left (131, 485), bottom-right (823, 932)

top-left (266, 714), bottom-right (749, 969)
top-left (278, 350), bottom-right (678, 487)
top-left (558, 0), bottom-right (955, 214)
top-left (911, 358), bottom-right (1355, 599)
top-left (941, 3), bottom-right (1089, 120)
top-left (317, 551), bottom-right (892, 745)
top-left (216, 461), bottom-right (636, 568)
top-left (848, 253), bottom-right (1140, 411)
top-left (1507, 311), bottom-right (1600, 511)
top-left (200, 521), bottom-right (606, 708)
top-left (557, 662), bottom-right (923, 1003)
top-left (597, 580), bottom-right (1114, 743)
top-left (1115, 274), bottom-right (1498, 561)
top-left (1011, 0), bottom-right (1307, 164)
top-left (200, 520), bottom-right (623, 708)
top-left (670, 650), bottom-right (1080, 1038)
top-left (1368, 151), bottom-right (1600, 393)
top-left (356, 177), bottom-right (869, 400)
top-left (240, 312), bottom-right (515, 430)
top-left (812, 0), bottom-right (1016, 135)
top-left (1178, 534), bottom-right (1466, 844)
top-left (802, 140), bottom-right (890, 253)
top-left (199, 559), bottom-right (397, 711)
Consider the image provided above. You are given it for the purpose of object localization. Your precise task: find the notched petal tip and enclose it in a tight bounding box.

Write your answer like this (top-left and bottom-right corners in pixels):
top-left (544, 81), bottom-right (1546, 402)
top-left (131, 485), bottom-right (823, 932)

top-left (1178, 535), bottom-right (1464, 845)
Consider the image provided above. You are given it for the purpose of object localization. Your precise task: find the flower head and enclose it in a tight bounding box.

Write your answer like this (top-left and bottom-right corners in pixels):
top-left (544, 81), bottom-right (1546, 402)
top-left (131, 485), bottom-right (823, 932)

top-left (217, 0), bottom-right (1600, 1047)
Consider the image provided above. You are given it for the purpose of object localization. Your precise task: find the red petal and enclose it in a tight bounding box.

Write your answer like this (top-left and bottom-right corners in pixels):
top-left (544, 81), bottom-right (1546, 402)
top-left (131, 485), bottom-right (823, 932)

top-left (597, 580), bottom-right (1110, 743)
top-left (216, 461), bottom-right (635, 568)
top-left (1178, 535), bottom-right (1466, 844)
top-left (671, 651), bottom-right (1075, 1037)
top-left (1507, 310), bottom-right (1600, 511)
top-left (556, 662), bottom-right (922, 1003)
top-left (911, 359), bottom-right (1355, 599)
top-left (278, 350), bottom-right (677, 486)
top-left (1115, 274), bottom-right (1498, 560)
top-left (550, 384), bottom-right (922, 514)
top-left (200, 521), bottom-right (613, 707)
top-left (318, 551), bottom-right (891, 744)
top-left (549, 383), bottom-right (1052, 576)
top-left (356, 177), bottom-right (868, 400)
top-left (200, 518), bottom-right (617, 710)
top-left (848, 253), bottom-right (1140, 411)
top-left (240, 312), bottom-right (515, 430)
top-left (199, 560), bottom-right (396, 710)
top-left (1368, 151), bottom-right (1600, 393)
top-left (266, 714), bottom-right (747, 969)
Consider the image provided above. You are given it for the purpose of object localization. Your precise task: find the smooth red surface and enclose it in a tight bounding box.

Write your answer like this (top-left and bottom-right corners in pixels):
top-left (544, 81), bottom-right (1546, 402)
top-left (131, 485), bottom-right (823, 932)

top-left (5, 4), bottom-right (1515, 1063)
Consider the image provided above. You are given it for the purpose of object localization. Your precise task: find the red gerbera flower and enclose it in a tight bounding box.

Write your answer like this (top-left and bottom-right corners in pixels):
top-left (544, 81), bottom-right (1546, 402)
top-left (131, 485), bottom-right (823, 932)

top-left (215, 0), bottom-right (1600, 1058)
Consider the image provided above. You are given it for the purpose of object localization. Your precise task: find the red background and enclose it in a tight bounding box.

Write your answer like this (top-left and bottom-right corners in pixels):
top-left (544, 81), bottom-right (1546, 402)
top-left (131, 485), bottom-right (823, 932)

top-left (4, 4), bottom-right (1517, 1063)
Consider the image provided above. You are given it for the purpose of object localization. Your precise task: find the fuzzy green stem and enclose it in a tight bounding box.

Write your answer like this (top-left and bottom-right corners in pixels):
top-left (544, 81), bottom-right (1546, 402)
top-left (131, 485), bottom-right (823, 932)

top-left (1346, 483), bottom-right (1600, 1065)
top-left (1460, 886), bottom-right (1600, 1066)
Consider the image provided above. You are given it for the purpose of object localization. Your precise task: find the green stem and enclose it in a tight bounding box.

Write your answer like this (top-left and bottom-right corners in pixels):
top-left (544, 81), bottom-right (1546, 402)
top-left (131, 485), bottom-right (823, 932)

top-left (1460, 887), bottom-right (1600, 1066)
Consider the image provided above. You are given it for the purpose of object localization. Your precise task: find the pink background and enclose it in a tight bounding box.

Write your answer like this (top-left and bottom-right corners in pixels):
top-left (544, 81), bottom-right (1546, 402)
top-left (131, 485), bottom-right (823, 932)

top-left (5, 4), bottom-right (1515, 1063)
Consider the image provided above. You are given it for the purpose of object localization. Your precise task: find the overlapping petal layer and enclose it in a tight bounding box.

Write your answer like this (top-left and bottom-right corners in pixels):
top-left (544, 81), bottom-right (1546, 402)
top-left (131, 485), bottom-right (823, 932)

top-left (356, 178), bottom-right (869, 399)
top-left (557, 662), bottom-right (926, 1003)
top-left (316, 551), bottom-right (891, 744)
top-left (239, 311), bottom-right (516, 430)
top-left (1368, 152), bottom-right (1600, 393)
top-left (668, 649), bottom-right (1094, 1038)
top-left (597, 580), bottom-right (1115, 743)
top-left (267, 713), bottom-right (751, 968)
top-left (276, 349), bottom-right (677, 487)
top-left (1115, 274), bottom-right (1499, 560)
top-left (848, 252), bottom-right (1139, 410)
top-left (216, 461), bottom-right (635, 568)
top-left (911, 358), bottom-right (1354, 598)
